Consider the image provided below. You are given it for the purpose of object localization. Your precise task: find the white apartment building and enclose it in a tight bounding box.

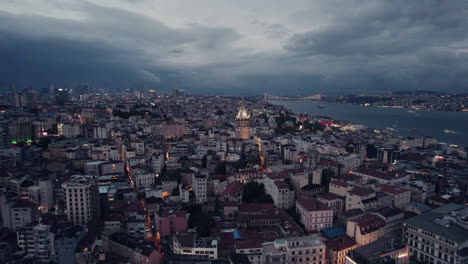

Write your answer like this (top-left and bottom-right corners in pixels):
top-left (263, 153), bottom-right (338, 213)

top-left (173, 234), bottom-right (218, 260)
top-left (296, 199), bottom-right (333, 231)
top-left (17, 224), bottom-right (52, 259)
top-left (149, 152), bottom-right (165, 174)
top-left (57, 122), bottom-right (81, 138)
top-left (1, 199), bottom-right (38, 231)
top-left (262, 235), bottom-right (326, 264)
top-left (345, 186), bottom-right (379, 211)
top-left (130, 167), bottom-right (156, 190)
top-left (263, 174), bottom-right (295, 209)
top-left (381, 184), bottom-right (411, 209)
top-left (192, 174), bottom-right (207, 204)
top-left (62, 175), bottom-right (100, 225)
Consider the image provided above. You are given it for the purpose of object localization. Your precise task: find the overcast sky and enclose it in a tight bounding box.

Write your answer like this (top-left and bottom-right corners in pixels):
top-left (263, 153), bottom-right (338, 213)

top-left (0, 0), bottom-right (467, 95)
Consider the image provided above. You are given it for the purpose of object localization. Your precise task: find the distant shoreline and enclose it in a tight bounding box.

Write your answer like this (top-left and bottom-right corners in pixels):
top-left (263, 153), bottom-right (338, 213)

top-left (271, 100), bottom-right (468, 148)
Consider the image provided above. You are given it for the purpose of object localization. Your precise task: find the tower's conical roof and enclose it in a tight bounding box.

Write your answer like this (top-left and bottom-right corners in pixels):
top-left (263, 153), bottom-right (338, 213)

top-left (236, 105), bottom-right (250, 119)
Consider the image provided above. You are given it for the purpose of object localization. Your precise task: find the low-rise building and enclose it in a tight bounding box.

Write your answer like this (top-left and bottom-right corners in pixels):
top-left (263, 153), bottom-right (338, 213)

top-left (284, 235), bottom-right (326, 264)
top-left (345, 186), bottom-right (378, 211)
top-left (380, 184), bottom-right (411, 209)
top-left (130, 167), bottom-right (156, 190)
top-left (325, 235), bottom-right (358, 264)
top-left (317, 192), bottom-right (343, 216)
top-left (296, 198), bottom-right (333, 231)
top-left (403, 204), bottom-right (468, 264)
top-left (347, 213), bottom-right (386, 246)
top-left (346, 234), bottom-right (409, 264)
top-left (103, 232), bottom-right (162, 264)
top-left (155, 210), bottom-right (189, 237)
top-left (234, 239), bottom-right (263, 264)
top-left (172, 234), bottom-right (218, 260)
top-left (222, 182), bottom-right (245, 203)
top-left (1, 199), bottom-right (38, 231)
top-left (372, 207), bottom-right (404, 234)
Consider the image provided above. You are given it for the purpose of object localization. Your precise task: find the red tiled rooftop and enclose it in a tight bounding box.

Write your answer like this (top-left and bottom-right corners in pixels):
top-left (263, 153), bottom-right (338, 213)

top-left (317, 192), bottom-right (341, 201)
top-left (280, 221), bottom-right (305, 236)
top-left (319, 159), bottom-right (343, 167)
top-left (341, 208), bottom-right (365, 218)
top-left (235, 239), bottom-right (262, 249)
top-left (274, 180), bottom-right (289, 189)
top-left (331, 180), bottom-right (349, 188)
top-left (337, 173), bottom-right (363, 183)
top-left (223, 182), bottom-right (245, 196)
top-left (265, 172), bottom-right (288, 180)
top-left (354, 169), bottom-right (407, 180)
top-left (325, 235), bottom-right (357, 251)
top-left (161, 210), bottom-right (188, 218)
top-left (297, 198), bottom-right (331, 211)
top-left (260, 231), bottom-right (279, 242)
top-left (348, 186), bottom-right (375, 197)
top-left (353, 213), bottom-right (386, 232)
top-left (238, 203), bottom-right (274, 212)
top-left (211, 174), bottom-right (228, 181)
top-left (237, 208), bottom-right (292, 222)
top-left (381, 184), bottom-right (410, 195)
top-left (373, 207), bottom-right (404, 218)
top-left (223, 201), bottom-right (239, 207)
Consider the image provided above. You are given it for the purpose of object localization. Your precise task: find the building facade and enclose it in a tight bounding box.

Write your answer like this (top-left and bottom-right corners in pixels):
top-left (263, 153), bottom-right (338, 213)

top-left (62, 175), bottom-right (101, 225)
top-left (403, 204), bottom-right (468, 264)
top-left (296, 199), bottom-right (333, 231)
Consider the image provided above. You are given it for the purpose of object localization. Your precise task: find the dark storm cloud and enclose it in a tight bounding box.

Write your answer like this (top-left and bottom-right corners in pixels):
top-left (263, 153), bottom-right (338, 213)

top-left (0, 0), bottom-right (467, 94)
top-left (0, 2), bottom-right (241, 91)
top-left (279, 0), bottom-right (468, 93)
top-left (286, 1), bottom-right (467, 56)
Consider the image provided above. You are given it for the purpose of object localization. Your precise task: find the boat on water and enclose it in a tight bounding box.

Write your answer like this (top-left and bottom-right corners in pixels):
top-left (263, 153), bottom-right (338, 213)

top-left (317, 105), bottom-right (325, 109)
top-left (443, 129), bottom-right (459, 134)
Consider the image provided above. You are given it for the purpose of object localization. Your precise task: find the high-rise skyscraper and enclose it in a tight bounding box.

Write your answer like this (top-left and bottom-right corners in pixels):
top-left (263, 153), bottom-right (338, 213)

top-left (72, 85), bottom-right (90, 100)
top-left (173, 88), bottom-right (180, 97)
top-left (62, 175), bottom-right (100, 225)
top-left (8, 120), bottom-right (34, 144)
top-left (235, 104), bottom-right (251, 139)
top-left (50, 87), bottom-right (69, 105)
top-left (14, 88), bottom-right (34, 108)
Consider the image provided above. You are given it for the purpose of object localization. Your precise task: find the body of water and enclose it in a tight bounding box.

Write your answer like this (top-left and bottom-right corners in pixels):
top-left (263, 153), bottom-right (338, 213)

top-left (273, 100), bottom-right (468, 147)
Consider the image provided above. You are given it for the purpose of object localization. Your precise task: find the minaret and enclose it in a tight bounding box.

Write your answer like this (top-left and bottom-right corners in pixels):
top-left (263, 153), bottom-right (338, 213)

top-left (235, 104), bottom-right (251, 139)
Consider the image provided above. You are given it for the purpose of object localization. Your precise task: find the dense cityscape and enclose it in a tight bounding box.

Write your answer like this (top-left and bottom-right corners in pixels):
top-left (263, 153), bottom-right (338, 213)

top-left (0, 86), bottom-right (467, 264)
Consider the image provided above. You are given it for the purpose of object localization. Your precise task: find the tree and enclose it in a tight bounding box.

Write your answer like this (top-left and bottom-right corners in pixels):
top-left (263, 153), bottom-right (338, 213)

top-left (37, 137), bottom-right (51, 149)
top-left (321, 169), bottom-right (334, 191)
top-left (242, 182), bottom-right (273, 203)
top-left (172, 186), bottom-right (180, 196)
top-left (214, 162), bottom-right (226, 174)
top-left (345, 142), bottom-right (355, 153)
top-left (187, 205), bottom-right (213, 237)
top-left (366, 144), bottom-right (378, 159)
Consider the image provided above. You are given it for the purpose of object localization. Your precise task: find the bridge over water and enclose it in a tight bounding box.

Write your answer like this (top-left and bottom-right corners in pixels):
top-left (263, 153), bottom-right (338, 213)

top-left (266, 94), bottom-right (322, 100)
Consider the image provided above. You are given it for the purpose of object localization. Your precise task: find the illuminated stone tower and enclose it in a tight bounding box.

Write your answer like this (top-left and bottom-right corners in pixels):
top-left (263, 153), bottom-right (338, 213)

top-left (236, 105), bottom-right (251, 139)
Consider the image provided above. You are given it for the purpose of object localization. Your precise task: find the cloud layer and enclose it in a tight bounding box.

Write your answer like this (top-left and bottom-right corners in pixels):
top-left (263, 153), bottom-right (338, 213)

top-left (0, 0), bottom-right (467, 95)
